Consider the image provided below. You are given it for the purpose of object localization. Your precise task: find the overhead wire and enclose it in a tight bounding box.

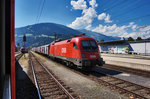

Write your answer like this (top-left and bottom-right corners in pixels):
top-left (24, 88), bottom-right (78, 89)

top-left (117, 14), bottom-right (150, 25)
top-left (100, 0), bottom-right (116, 11)
top-left (103, 0), bottom-right (127, 12)
top-left (35, 0), bottom-right (43, 24)
top-left (120, 0), bottom-right (141, 11)
top-left (113, 1), bottom-right (150, 19)
top-left (33, 0), bottom-right (46, 38)
top-left (36, 0), bottom-right (46, 23)
top-left (98, 0), bottom-right (150, 27)
top-left (35, 0), bottom-right (46, 24)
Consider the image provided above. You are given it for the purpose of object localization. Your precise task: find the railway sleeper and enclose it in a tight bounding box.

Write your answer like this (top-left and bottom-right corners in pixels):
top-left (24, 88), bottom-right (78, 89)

top-left (130, 87), bottom-right (144, 92)
top-left (121, 84), bottom-right (134, 88)
top-left (41, 91), bottom-right (65, 97)
top-left (41, 88), bottom-right (62, 93)
top-left (105, 79), bottom-right (119, 83)
top-left (112, 81), bottom-right (125, 85)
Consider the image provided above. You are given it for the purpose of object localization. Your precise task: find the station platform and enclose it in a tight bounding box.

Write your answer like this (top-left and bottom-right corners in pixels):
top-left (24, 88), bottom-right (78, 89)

top-left (101, 53), bottom-right (150, 72)
top-left (95, 67), bottom-right (150, 88)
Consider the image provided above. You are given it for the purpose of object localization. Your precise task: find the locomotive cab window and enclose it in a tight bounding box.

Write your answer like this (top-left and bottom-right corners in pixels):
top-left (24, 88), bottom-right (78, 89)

top-left (73, 43), bottom-right (78, 49)
top-left (81, 40), bottom-right (97, 52)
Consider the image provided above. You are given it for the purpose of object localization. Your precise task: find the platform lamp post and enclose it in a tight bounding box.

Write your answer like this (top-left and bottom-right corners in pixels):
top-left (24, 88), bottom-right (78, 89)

top-left (54, 32), bottom-right (56, 60)
top-left (143, 35), bottom-right (146, 55)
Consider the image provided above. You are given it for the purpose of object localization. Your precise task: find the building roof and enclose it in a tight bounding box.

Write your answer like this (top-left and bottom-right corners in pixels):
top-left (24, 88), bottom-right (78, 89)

top-left (99, 39), bottom-right (150, 45)
top-left (99, 40), bottom-right (126, 45)
top-left (129, 40), bottom-right (150, 43)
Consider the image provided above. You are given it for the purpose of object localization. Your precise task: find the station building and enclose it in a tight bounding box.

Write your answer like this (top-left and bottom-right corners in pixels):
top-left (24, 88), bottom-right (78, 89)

top-left (99, 40), bottom-right (150, 55)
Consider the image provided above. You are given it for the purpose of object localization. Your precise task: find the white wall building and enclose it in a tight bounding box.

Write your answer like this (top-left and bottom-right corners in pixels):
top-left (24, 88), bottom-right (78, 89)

top-left (129, 41), bottom-right (150, 55)
top-left (99, 40), bottom-right (150, 55)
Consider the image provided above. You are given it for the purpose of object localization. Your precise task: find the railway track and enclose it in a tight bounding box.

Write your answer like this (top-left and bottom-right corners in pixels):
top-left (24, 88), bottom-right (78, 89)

top-left (53, 60), bottom-right (150, 99)
top-left (102, 64), bottom-right (150, 78)
top-left (32, 52), bottom-right (150, 99)
top-left (15, 53), bottom-right (23, 62)
top-left (90, 71), bottom-right (150, 99)
top-left (29, 52), bottom-right (78, 99)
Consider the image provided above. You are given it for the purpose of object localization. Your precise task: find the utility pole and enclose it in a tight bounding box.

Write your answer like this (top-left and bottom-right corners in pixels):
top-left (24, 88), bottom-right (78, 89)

top-left (54, 32), bottom-right (56, 59)
top-left (145, 40), bottom-right (146, 55)
top-left (54, 32), bottom-right (56, 42)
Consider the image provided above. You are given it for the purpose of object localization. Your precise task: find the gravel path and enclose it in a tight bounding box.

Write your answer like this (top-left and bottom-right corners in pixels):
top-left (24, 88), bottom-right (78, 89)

top-left (33, 52), bottom-right (128, 99)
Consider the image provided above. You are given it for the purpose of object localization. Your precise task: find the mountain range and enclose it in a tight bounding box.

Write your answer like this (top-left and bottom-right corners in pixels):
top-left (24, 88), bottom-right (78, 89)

top-left (15, 23), bottom-right (121, 48)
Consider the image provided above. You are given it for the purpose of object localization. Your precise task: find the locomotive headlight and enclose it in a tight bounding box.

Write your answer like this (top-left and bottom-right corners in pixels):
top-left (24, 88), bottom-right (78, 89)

top-left (81, 53), bottom-right (85, 58)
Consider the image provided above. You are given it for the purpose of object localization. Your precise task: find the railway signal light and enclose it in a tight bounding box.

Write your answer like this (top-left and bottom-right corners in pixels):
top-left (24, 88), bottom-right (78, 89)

top-left (23, 34), bottom-right (26, 47)
top-left (23, 34), bottom-right (26, 42)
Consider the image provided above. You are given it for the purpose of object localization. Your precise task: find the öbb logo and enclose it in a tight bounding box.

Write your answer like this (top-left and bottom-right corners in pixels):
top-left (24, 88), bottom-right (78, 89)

top-left (61, 48), bottom-right (66, 53)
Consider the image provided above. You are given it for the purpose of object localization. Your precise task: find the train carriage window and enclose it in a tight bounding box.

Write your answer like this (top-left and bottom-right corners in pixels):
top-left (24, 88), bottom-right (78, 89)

top-left (73, 43), bottom-right (78, 49)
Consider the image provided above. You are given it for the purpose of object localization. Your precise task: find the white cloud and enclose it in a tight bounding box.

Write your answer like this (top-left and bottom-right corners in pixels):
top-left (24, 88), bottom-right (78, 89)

top-left (92, 22), bottom-right (150, 39)
top-left (85, 24), bottom-right (92, 30)
top-left (68, 7), bottom-right (97, 29)
top-left (66, 6), bottom-right (68, 8)
top-left (71, 0), bottom-right (87, 10)
top-left (98, 13), bottom-right (112, 23)
top-left (98, 13), bottom-right (106, 20)
top-left (139, 26), bottom-right (150, 32)
top-left (120, 26), bottom-right (150, 39)
top-left (68, 0), bottom-right (98, 29)
top-left (92, 22), bottom-right (138, 37)
top-left (89, 0), bottom-right (98, 8)
top-left (132, 25), bottom-right (137, 31)
top-left (136, 26), bottom-right (150, 39)
top-left (104, 14), bottom-right (112, 23)
top-left (68, 0), bottom-right (145, 39)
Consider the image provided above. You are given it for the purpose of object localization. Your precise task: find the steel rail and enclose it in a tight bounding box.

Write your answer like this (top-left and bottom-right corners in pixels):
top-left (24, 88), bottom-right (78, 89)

top-left (30, 54), bottom-right (42, 99)
top-left (95, 69), bottom-right (150, 90)
top-left (31, 52), bottom-right (75, 99)
top-left (15, 53), bottom-right (23, 63)
top-left (102, 65), bottom-right (150, 78)
top-left (94, 70), bottom-right (149, 99)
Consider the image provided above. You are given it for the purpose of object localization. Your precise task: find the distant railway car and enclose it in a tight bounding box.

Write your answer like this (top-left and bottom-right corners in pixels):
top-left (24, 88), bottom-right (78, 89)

top-left (49, 37), bottom-right (104, 70)
top-left (20, 47), bottom-right (28, 53)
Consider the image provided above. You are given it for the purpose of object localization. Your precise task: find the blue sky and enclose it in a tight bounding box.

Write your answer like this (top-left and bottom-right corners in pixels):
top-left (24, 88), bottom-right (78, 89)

top-left (15, 0), bottom-right (150, 38)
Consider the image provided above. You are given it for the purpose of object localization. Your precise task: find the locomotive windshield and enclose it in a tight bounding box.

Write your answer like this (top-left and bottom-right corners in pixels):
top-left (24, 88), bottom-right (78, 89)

top-left (81, 40), bottom-right (98, 52)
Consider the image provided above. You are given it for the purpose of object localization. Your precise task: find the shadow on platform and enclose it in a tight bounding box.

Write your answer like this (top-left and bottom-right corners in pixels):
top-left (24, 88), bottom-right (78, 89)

top-left (15, 61), bottom-right (43, 99)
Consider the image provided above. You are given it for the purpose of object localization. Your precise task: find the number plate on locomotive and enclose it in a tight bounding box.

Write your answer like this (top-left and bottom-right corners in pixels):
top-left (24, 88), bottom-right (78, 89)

top-left (90, 55), bottom-right (96, 58)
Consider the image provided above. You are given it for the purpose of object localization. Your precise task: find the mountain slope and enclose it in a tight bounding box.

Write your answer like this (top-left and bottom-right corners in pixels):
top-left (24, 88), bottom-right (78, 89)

top-left (15, 23), bottom-right (82, 47)
top-left (79, 29), bottom-right (121, 41)
top-left (15, 23), bottom-right (121, 48)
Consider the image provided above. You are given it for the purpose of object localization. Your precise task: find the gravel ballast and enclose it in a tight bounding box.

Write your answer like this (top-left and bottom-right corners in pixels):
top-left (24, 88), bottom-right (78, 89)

top-left (33, 52), bottom-right (128, 99)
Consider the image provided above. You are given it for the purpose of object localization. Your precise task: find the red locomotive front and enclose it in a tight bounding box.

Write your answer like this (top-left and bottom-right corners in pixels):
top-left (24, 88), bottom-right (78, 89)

top-left (49, 37), bottom-right (104, 70)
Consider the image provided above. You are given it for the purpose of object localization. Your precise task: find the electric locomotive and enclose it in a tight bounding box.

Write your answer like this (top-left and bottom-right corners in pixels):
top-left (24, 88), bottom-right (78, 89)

top-left (49, 36), bottom-right (104, 70)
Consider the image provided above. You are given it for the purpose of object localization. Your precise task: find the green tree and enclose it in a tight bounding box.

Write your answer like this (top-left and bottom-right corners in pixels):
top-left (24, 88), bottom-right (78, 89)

top-left (100, 39), bottom-right (104, 43)
top-left (136, 37), bottom-right (142, 41)
top-left (128, 37), bottom-right (134, 41)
